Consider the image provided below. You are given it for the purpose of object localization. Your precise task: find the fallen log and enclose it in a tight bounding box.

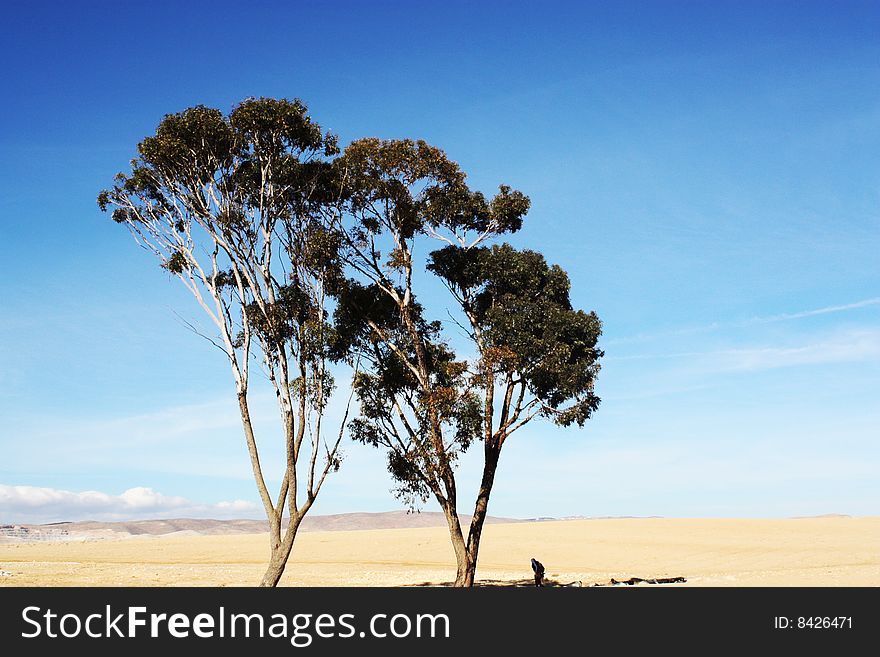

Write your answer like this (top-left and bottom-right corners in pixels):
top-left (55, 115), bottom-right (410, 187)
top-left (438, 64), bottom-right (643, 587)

top-left (595, 576), bottom-right (687, 586)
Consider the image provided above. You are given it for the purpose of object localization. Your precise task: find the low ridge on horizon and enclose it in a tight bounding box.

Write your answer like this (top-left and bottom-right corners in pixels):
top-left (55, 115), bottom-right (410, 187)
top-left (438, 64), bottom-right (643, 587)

top-left (2, 512), bottom-right (855, 540)
top-left (5, 511), bottom-right (526, 537)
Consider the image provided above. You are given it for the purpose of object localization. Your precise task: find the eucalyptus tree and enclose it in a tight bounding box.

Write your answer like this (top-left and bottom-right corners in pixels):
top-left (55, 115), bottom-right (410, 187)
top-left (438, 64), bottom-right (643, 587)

top-left (98, 98), bottom-right (348, 586)
top-left (331, 138), bottom-right (603, 586)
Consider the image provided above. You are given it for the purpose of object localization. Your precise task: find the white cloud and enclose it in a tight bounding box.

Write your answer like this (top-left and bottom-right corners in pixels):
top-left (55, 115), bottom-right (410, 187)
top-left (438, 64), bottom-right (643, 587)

top-left (609, 328), bottom-right (880, 372)
top-left (748, 297), bottom-right (880, 324)
top-left (486, 428), bottom-right (880, 518)
top-left (0, 484), bottom-right (259, 524)
top-left (6, 392), bottom-right (283, 480)
top-left (606, 296), bottom-right (880, 345)
top-left (717, 329), bottom-right (880, 371)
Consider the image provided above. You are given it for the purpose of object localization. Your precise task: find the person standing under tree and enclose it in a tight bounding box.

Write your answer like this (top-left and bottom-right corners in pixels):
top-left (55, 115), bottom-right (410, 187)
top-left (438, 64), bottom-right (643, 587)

top-left (531, 558), bottom-right (545, 587)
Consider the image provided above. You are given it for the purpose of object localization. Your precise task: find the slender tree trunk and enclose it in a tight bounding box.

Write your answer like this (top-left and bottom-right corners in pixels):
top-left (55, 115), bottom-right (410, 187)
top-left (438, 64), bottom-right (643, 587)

top-left (259, 515), bottom-right (302, 587)
top-left (237, 392), bottom-right (277, 528)
top-left (439, 500), bottom-right (470, 587)
top-left (462, 443), bottom-right (502, 587)
top-left (260, 545), bottom-right (294, 587)
top-left (238, 389), bottom-right (295, 586)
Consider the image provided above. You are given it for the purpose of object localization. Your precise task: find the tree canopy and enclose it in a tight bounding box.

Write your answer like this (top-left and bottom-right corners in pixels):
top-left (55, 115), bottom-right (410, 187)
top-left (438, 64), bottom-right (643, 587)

top-left (428, 243), bottom-right (602, 427)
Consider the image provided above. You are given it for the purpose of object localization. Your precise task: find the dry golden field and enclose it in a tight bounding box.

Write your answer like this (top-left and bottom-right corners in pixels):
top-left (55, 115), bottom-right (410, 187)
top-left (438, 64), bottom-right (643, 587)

top-left (1, 517), bottom-right (877, 587)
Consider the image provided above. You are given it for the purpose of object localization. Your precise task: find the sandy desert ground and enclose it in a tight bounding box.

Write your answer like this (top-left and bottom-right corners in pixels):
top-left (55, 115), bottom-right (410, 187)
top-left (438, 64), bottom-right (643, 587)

top-left (1, 517), bottom-right (877, 587)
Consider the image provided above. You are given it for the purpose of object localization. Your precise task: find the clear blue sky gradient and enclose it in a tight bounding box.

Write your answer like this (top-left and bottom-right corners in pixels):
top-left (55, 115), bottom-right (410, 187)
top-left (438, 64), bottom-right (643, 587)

top-left (1, 1), bottom-right (878, 521)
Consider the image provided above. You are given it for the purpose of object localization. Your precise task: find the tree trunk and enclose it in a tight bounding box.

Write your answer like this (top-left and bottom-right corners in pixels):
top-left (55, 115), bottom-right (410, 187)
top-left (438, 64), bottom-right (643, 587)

top-left (439, 501), bottom-right (470, 587)
top-left (259, 516), bottom-right (300, 587)
top-left (462, 443), bottom-right (502, 587)
top-left (259, 547), bottom-right (293, 587)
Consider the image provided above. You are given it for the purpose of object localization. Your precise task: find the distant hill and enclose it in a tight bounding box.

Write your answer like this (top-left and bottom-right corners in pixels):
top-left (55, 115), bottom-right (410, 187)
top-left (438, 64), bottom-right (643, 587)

top-left (6, 511), bottom-right (525, 540)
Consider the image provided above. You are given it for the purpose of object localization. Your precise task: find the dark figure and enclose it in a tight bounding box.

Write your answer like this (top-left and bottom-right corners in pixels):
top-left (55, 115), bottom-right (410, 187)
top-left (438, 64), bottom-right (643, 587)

top-left (531, 558), bottom-right (545, 587)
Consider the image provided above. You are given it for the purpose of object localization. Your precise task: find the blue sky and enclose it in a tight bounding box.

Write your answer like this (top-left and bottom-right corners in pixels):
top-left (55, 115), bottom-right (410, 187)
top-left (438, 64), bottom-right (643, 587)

top-left (1, 1), bottom-right (878, 522)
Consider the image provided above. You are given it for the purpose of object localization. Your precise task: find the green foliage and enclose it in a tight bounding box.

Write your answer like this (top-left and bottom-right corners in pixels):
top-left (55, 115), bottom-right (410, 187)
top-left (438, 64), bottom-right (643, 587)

top-left (422, 183), bottom-right (531, 235)
top-left (244, 284), bottom-right (311, 347)
top-left (210, 269), bottom-right (237, 290)
top-left (96, 190), bottom-right (110, 211)
top-left (335, 139), bottom-right (530, 244)
top-left (98, 97), bottom-right (336, 239)
top-left (163, 250), bottom-right (188, 274)
top-left (429, 243), bottom-right (602, 425)
top-left (98, 97), bottom-right (343, 425)
top-left (228, 98), bottom-right (339, 217)
top-left (335, 276), bottom-right (482, 504)
top-left (229, 97), bottom-right (335, 158)
top-left (336, 138), bottom-right (464, 239)
top-left (137, 105), bottom-right (234, 189)
top-left (299, 223), bottom-right (345, 293)
top-left (290, 368), bottom-right (335, 413)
